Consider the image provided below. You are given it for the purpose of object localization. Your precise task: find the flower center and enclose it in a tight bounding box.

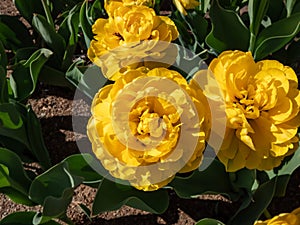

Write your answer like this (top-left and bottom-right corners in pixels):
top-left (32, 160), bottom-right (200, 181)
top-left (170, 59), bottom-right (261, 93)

top-left (233, 87), bottom-right (260, 119)
top-left (137, 109), bottom-right (165, 138)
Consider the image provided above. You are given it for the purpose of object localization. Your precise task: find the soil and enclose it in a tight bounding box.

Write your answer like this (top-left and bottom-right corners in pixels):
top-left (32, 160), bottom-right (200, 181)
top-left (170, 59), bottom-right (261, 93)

top-left (0, 1), bottom-right (300, 224)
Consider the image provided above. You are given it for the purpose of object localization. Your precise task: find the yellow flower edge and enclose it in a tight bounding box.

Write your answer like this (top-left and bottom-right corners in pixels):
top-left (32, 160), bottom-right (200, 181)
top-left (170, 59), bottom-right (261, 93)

top-left (87, 5), bottom-right (179, 80)
top-left (254, 207), bottom-right (300, 225)
top-left (87, 67), bottom-right (209, 191)
top-left (172, 0), bottom-right (200, 15)
top-left (105, 0), bottom-right (155, 17)
top-left (208, 50), bottom-right (300, 172)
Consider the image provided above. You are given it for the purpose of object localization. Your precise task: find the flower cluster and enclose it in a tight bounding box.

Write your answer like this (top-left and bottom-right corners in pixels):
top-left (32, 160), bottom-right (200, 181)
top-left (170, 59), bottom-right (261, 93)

top-left (87, 67), bottom-right (209, 191)
top-left (87, 0), bottom-right (178, 79)
top-left (87, 0), bottom-right (300, 192)
top-left (207, 50), bottom-right (300, 172)
top-left (254, 208), bottom-right (300, 225)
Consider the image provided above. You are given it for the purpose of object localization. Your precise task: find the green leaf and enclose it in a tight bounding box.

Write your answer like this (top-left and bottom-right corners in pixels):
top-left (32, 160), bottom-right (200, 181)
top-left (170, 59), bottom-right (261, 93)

top-left (92, 179), bottom-right (169, 215)
top-left (29, 162), bottom-right (83, 205)
top-left (229, 177), bottom-right (277, 225)
top-left (0, 148), bottom-right (35, 205)
top-left (10, 48), bottom-right (52, 101)
top-left (0, 103), bottom-right (30, 148)
top-left (43, 188), bottom-right (74, 217)
top-left (249, 0), bottom-right (269, 36)
top-left (90, 0), bottom-right (106, 21)
top-left (267, 146), bottom-right (300, 178)
top-left (286, 0), bottom-right (298, 16)
top-left (248, 0), bottom-right (269, 52)
top-left (230, 169), bottom-right (256, 191)
top-left (205, 0), bottom-right (250, 53)
top-left (266, 0), bottom-right (286, 22)
top-left (0, 66), bottom-right (8, 104)
top-left (0, 15), bottom-right (33, 48)
top-left (79, 0), bottom-right (94, 48)
top-left (14, 47), bottom-right (38, 62)
top-left (62, 154), bottom-right (103, 184)
top-left (39, 65), bottom-right (74, 89)
top-left (170, 159), bottom-right (234, 199)
top-left (65, 59), bottom-right (85, 87)
top-left (14, 0), bottom-right (44, 22)
top-left (78, 203), bottom-right (92, 221)
top-left (287, 39), bottom-right (300, 62)
top-left (187, 11), bottom-right (209, 44)
top-left (74, 65), bottom-right (108, 99)
top-left (253, 12), bottom-right (300, 60)
top-left (0, 148), bottom-right (32, 191)
top-left (61, 5), bottom-right (81, 71)
top-left (195, 218), bottom-right (226, 225)
top-left (0, 21), bottom-right (21, 50)
top-left (0, 187), bottom-right (36, 206)
top-left (32, 14), bottom-right (66, 60)
top-left (26, 106), bottom-right (52, 170)
top-left (0, 40), bottom-right (7, 69)
top-left (0, 211), bottom-right (61, 225)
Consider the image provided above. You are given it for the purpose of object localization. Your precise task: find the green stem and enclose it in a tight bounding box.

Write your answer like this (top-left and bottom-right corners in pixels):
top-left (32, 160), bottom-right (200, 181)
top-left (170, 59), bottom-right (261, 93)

top-left (263, 209), bottom-right (272, 219)
top-left (41, 0), bottom-right (54, 28)
top-left (248, 33), bottom-right (256, 54)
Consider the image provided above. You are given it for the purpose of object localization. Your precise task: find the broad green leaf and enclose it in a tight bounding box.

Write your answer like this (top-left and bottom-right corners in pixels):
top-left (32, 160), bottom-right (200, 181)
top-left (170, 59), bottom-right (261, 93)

top-left (0, 187), bottom-right (36, 206)
top-left (32, 212), bottom-right (61, 225)
top-left (79, 0), bottom-right (94, 48)
top-left (229, 177), bottom-right (277, 225)
top-left (0, 165), bottom-right (10, 188)
top-left (248, 0), bottom-right (269, 51)
top-left (79, 203), bottom-right (92, 221)
top-left (199, 0), bottom-right (210, 13)
top-left (26, 106), bottom-right (52, 170)
top-left (187, 11), bottom-right (209, 44)
top-left (39, 65), bottom-right (74, 89)
top-left (205, 0), bottom-right (250, 53)
top-left (170, 159), bottom-right (234, 199)
top-left (14, 0), bottom-right (44, 22)
top-left (14, 47), bottom-right (38, 62)
top-left (266, 0), bottom-right (286, 22)
top-left (0, 15), bottom-right (33, 48)
top-left (249, 0), bottom-right (269, 36)
top-left (29, 162), bottom-right (83, 205)
top-left (90, 0), bottom-right (106, 21)
top-left (0, 40), bottom-right (7, 68)
top-left (41, 0), bottom-right (54, 27)
top-left (92, 179), bottom-right (169, 215)
top-left (43, 188), bottom-right (74, 217)
top-left (253, 12), bottom-right (300, 60)
top-left (293, 0), bottom-right (300, 13)
top-left (10, 48), bottom-right (52, 101)
top-left (267, 147), bottom-right (300, 178)
top-left (0, 66), bottom-right (8, 104)
top-left (286, 0), bottom-right (298, 16)
top-left (0, 103), bottom-right (30, 148)
top-left (75, 65), bottom-right (108, 99)
top-left (0, 21), bottom-right (21, 50)
top-left (0, 211), bottom-right (61, 225)
top-left (65, 59), bottom-right (85, 87)
top-left (32, 14), bottom-right (66, 60)
top-left (195, 218), bottom-right (225, 225)
top-left (62, 154), bottom-right (102, 184)
top-left (61, 5), bottom-right (81, 71)
top-left (230, 169), bottom-right (256, 191)
top-left (0, 148), bottom-right (35, 205)
top-left (287, 40), bottom-right (300, 62)
top-left (0, 148), bottom-right (31, 192)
